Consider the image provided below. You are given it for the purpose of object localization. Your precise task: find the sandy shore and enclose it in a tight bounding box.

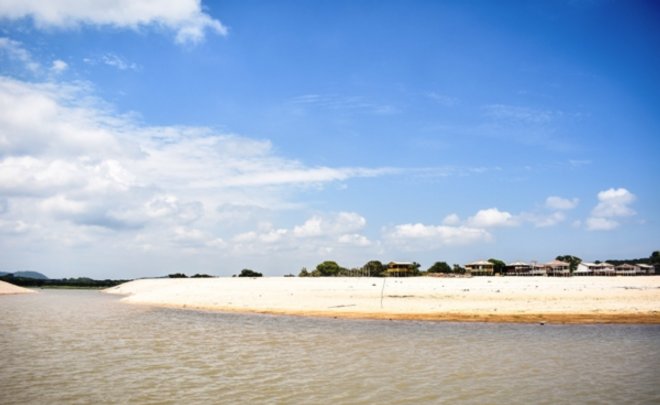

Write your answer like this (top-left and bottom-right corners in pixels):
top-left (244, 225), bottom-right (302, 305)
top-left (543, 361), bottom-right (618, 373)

top-left (0, 280), bottom-right (36, 295)
top-left (105, 276), bottom-right (660, 324)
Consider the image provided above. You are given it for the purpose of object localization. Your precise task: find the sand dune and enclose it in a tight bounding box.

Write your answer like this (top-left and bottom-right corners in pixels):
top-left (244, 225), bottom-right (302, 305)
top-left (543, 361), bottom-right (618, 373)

top-left (0, 280), bottom-right (36, 295)
top-left (105, 276), bottom-right (660, 324)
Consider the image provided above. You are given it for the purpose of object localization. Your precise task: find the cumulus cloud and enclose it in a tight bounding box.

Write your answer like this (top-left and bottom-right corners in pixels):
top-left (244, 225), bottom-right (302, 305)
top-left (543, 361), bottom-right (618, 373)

top-left (338, 233), bottom-right (371, 247)
top-left (383, 223), bottom-right (491, 251)
top-left (545, 196), bottom-right (578, 210)
top-left (0, 76), bottom-right (395, 262)
top-left (591, 188), bottom-right (636, 218)
top-left (0, 0), bottom-right (227, 44)
top-left (231, 213), bottom-right (372, 257)
top-left (586, 188), bottom-right (636, 231)
top-left (293, 212), bottom-right (366, 238)
top-left (442, 213), bottom-right (461, 226)
top-left (467, 208), bottom-right (518, 228)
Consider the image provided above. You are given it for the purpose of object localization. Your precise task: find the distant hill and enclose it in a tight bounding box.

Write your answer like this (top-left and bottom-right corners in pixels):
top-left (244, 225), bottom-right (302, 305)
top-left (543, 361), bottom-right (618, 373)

top-left (2, 271), bottom-right (49, 280)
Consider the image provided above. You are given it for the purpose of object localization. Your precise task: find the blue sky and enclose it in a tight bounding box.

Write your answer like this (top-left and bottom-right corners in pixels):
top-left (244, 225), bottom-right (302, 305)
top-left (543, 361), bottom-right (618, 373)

top-left (0, 0), bottom-right (658, 278)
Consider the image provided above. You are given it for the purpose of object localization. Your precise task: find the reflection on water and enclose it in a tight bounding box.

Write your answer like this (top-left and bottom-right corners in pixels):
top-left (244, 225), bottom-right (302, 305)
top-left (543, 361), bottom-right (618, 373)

top-left (1, 290), bottom-right (659, 404)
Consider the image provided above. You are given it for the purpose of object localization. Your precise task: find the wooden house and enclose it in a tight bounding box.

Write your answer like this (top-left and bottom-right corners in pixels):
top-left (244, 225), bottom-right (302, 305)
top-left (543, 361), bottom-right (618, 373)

top-left (465, 260), bottom-right (494, 276)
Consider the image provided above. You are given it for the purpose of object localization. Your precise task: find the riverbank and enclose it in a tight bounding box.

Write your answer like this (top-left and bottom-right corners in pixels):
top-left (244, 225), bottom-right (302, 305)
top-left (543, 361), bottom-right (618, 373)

top-left (0, 280), bottom-right (36, 295)
top-left (104, 276), bottom-right (660, 324)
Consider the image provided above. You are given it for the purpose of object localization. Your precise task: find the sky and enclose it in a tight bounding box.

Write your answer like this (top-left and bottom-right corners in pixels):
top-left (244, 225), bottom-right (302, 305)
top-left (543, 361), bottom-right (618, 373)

top-left (0, 0), bottom-right (658, 279)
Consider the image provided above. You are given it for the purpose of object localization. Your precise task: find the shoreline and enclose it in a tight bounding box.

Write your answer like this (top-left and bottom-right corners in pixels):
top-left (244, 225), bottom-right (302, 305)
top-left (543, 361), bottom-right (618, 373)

top-left (105, 276), bottom-right (660, 324)
top-left (120, 301), bottom-right (660, 324)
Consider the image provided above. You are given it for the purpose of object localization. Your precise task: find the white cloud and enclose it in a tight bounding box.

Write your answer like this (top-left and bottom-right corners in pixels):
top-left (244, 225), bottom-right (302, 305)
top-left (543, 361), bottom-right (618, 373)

top-left (0, 75), bottom-right (398, 268)
top-left (586, 217), bottom-right (619, 231)
top-left (50, 59), bottom-right (68, 74)
top-left (338, 233), bottom-right (371, 247)
top-left (585, 188), bottom-right (636, 231)
top-left (0, 37), bottom-right (40, 72)
top-left (467, 208), bottom-right (518, 228)
top-left (591, 188), bottom-right (636, 218)
top-left (0, 0), bottom-right (227, 44)
top-left (545, 196), bottom-right (578, 210)
top-left (442, 213), bottom-right (461, 226)
top-left (100, 53), bottom-right (139, 71)
top-left (293, 212), bottom-right (366, 238)
top-left (384, 223), bottom-right (491, 251)
top-left (522, 211), bottom-right (566, 228)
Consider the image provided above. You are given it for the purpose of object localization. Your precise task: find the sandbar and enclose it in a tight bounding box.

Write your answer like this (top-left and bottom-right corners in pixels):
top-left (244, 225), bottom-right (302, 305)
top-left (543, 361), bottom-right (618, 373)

top-left (0, 280), bottom-right (36, 295)
top-left (105, 276), bottom-right (660, 324)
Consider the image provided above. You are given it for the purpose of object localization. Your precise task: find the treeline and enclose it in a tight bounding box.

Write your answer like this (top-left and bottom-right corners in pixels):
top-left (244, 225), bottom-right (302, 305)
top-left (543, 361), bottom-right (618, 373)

top-left (167, 273), bottom-right (215, 278)
top-left (298, 251), bottom-right (659, 277)
top-left (603, 251), bottom-right (660, 267)
top-left (168, 269), bottom-right (264, 278)
top-left (0, 274), bottom-right (131, 288)
top-left (298, 260), bottom-right (467, 277)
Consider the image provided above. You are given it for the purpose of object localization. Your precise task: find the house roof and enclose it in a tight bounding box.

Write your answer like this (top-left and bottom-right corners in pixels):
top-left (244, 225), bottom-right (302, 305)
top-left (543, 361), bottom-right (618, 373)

top-left (545, 260), bottom-right (569, 267)
top-left (506, 261), bottom-right (530, 266)
top-left (466, 260), bottom-right (493, 266)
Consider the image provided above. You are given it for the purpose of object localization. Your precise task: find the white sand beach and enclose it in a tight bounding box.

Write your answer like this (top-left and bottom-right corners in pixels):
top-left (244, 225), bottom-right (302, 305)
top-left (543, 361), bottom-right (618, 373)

top-left (105, 276), bottom-right (660, 323)
top-left (0, 280), bottom-right (36, 295)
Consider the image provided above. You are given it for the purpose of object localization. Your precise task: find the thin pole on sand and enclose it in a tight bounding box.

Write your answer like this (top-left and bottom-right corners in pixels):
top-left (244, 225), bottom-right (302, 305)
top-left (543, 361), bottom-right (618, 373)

top-left (380, 278), bottom-right (386, 308)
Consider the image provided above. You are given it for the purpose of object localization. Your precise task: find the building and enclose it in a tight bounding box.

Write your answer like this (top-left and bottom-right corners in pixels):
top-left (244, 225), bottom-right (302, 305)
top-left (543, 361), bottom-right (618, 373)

top-left (529, 262), bottom-right (547, 276)
top-left (592, 262), bottom-right (615, 276)
top-left (465, 260), bottom-right (494, 276)
top-left (386, 262), bottom-right (418, 277)
top-left (545, 260), bottom-right (570, 277)
top-left (574, 262), bottom-right (595, 276)
top-left (636, 264), bottom-right (655, 275)
top-left (615, 263), bottom-right (638, 276)
top-left (505, 261), bottom-right (532, 276)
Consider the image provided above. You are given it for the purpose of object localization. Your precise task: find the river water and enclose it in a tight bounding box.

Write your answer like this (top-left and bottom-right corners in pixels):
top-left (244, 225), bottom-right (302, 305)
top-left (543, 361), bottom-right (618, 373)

top-left (1, 289), bottom-right (658, 404)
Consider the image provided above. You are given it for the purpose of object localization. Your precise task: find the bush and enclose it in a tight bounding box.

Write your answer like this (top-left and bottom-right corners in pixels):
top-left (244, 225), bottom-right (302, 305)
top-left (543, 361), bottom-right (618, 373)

top-left (238, 269), bottom-right (262, 277)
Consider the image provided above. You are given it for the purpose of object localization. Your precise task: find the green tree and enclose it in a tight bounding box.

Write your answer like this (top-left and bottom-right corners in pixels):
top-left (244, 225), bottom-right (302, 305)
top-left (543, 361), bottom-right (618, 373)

top-left (650, 251), bottom-right (660, 265)
top-left (427, 261), bottom-right (452, 274)
top-left (488, 259), bottom-right (506, 275)
top-left (298, 267), bottom-right (310, 277)
top-left (362, 260), bottom-right (385, 277)
top-left (168, 273), bottom-right (188, 278)
top-left (315, 261), bottom-right (345, 277)
top-left (452, 264), bottom-right (466, 274)
top-left (555, 255), bottom-right (582, 272)
top-left (238, 269), bottom-right (262, 277)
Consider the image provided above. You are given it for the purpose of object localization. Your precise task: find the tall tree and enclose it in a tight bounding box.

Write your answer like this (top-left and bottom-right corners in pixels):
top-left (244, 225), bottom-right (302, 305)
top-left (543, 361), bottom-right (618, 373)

top-left (453, 264), bottom-right (466, 274)
top-left (362, 260), bottom-right (385, 277)
top-left (427, 261), bottom-right (452, 274)
top-left (650, 251), bottom-right (660, 265)
top-left (315, 261), bottom-right (344, 277)
top-left (488, 258), bottom-right (506, 275)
